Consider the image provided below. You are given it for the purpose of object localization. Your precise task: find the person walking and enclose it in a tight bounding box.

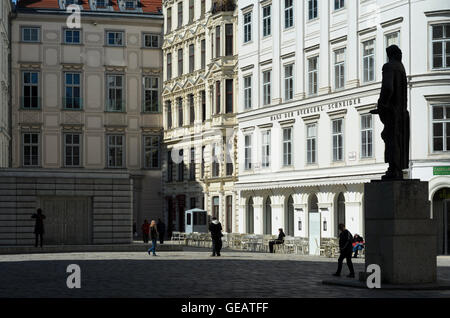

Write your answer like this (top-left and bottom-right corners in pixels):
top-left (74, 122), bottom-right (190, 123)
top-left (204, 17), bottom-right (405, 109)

top-left (269, 228), bottom-right (286, 253)
top-left (333, 223), bottom-right (355, 278)
top-left (147, 220), bottom-right (159, 256)
top-left (31, 208), bottom-right (46, 248)
top-left (157, 218), bottom-right (166, 244)
top-left (141, 219), bottom-right (150, 243)
top-left (209, 217), bottom-right (223, 256)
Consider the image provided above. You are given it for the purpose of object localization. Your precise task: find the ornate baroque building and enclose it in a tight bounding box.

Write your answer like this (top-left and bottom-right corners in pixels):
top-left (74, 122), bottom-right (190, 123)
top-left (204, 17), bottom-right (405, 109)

top-left (161, 0), bottom-right (238, 234)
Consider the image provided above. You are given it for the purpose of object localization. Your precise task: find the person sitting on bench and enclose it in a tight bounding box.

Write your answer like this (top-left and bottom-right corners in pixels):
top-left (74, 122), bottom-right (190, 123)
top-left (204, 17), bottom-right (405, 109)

top-left (352, 234), bottom-right (365, 258)
top-left (269, 228), bottom-right (286, 253)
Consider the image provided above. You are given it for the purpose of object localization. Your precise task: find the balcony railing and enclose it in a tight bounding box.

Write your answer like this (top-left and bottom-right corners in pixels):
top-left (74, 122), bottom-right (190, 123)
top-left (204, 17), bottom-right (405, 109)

top-left (63, 97), bottom-right (83, 110)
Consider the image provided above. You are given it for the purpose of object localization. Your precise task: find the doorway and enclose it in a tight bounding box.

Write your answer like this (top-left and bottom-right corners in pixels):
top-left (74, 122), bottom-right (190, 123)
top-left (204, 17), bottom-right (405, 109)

top-left (308, 194), bottom-right (320, 255)
top-left (433, 188), bottom-right (450, 255)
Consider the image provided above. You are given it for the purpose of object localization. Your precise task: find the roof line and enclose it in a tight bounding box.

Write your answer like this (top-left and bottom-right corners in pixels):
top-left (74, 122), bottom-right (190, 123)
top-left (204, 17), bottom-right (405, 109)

top-left (15, 8), bottom-right (163, 19)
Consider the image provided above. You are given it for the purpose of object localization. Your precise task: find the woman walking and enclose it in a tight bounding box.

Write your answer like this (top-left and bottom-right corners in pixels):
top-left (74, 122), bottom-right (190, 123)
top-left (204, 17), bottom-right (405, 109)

top-left (147, 220), bottom-right (159, 256)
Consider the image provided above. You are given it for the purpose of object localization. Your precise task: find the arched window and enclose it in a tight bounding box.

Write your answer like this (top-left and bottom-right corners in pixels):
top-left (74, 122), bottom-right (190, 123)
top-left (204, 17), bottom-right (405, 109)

top-left (264, 197), bottom-right (272, 235)
top-left (247, 197), bottom-right (254, 234)
top-left (336, 193), bottom-right (345, 237)
top-left (286, 195), bottom-right (294, 236)
top-left (309, 194), bottom-right (318, 212)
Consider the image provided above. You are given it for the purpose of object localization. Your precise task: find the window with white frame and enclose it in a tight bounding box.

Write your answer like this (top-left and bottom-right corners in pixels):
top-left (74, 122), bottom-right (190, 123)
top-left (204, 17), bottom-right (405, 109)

top-left (143, 76), bottom-right (159, 112)
top-left (431, 24), bottom-right (450, 69)
top-left (178, 1), bottom-right (183, 28)
top-left (308, 56), bottom-right (318, 95)
top-left (106, 31), bottom-right (124, 46)
top-left (308, 0), bottom-right (318, 20)
top-left (284, 0), bottom-right (293, 29)
top-left (107, 135), bottom-right (124, 168)
top-left (261, 130), bottom-right (271, 168)
top-left (284, 64), bottom-right (294, 101)
top-left (125, 0), bottom-right (137, 9)
top-left (432, 104), bottom-right (450, 152)
top-left (332, 119), bottom-right (344, 161)
top-left (244, 75), bottom-right (252, 110)
top-left (167, 100), bottom-right (172, 128)
top-left (262, 5), bottom-right (271, 37)
top-left (64, 72), bottom-right (81, 110)
top-left (385, 31), bottom-right (400, 61)
top-left (21, 27), bottom-right (39, 42)
top-left (106, 74), bottom-right (124, 111)
top-left (306, 124), bottom-right (317, 164)
top-left (361, 114), bottom-right (373, 158)
top-left (167, 53), bottom-right (172, 80)
top-left (362, 39), bottom-right (375, 82)
top-left (211, 143), bottom-right (220, 177)
top-left (178, 48), bottom-right (183, 76)
top-left (334, 48), bottom-right (345, 90)
top-left (22, 71), bottom-right (39, 109)
top-left (143, 33), bottom-right (160, 48)
top-left (334, 0), bottom-right (344, 10)
top-left (189, 147), bottom-right (195, 180)
top-left (178, 97), bottom-right (183, 127)
top-left (64, 29), bottom-right (81, 44)
top-left (244, 134), bottom-right (252, 170)
top-left (96, 0), bottom-right (107, 8)
top-left (177, 149), bottom-right (184, 181)
top-left (283, 127), bottom-right (292, 166)
top-left (189, 44), bottom-right (195, 72)
top-left (201, 39), bottom-right (206, 68)
top-left (263, 70), bottom-right (271, 105)
top-left (244, 12), bottom-right (252, 43)
top-left (64, 133), bottom-right (81, 167)
top-left (23, 132), bottom-right (39, 167)
top-left (143, 135), bottom-right (160, 168)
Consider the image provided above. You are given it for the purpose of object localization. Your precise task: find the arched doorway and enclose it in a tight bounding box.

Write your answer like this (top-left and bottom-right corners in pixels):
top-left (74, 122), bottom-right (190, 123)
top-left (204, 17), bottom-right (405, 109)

top-left (433, 188), bottom-right (450, 255)
top-left (335, 192), bottom-right (346, 237)
top-left (308, 194), bottom-right (320, 255)
top-left (285, 195), bottom-right (295, 236)
top-left (264, 197), bottom-right (272, 235)
top-left (246, 197), bottom-right (254, 234)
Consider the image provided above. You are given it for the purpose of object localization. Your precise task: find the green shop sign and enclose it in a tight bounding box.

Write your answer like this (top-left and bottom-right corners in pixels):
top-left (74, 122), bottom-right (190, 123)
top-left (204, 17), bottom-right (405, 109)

top-left (433, 166), bottom-right (450, 175)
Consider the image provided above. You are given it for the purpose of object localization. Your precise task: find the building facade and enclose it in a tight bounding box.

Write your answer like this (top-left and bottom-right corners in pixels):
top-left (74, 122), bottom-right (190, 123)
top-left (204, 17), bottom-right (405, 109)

top-left (236, 0), bottom-right (450, 255)
top-left (161, 0), bottom-right (239, 235)
top-left (0, 0), bottom-right (12, 168)
top-left (0, 0), bottom-right (164, 245)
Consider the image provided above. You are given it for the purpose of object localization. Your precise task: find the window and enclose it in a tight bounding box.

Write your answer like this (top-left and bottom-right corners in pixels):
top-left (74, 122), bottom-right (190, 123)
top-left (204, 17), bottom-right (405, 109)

top-left (23, 133), bottom-right (39, 167)
top-left (261, 130), bottom-right (270, 168)
top-left (306, 124), bottom-right (317, 164)
top-left (190, 197), bottom-right (196, 209)
top-left (106, 31), bottom-right (124, 46)
top-left (361, 114), bottom-right (373, 158)
top-left (167, 7), bottom-right (172, 33)
top-left (201, 146), bottom-right (205, 178)
top-left (215, 25), bottom-right (221, 58)
top-left (189, 44), bottom-right (195, 72)
top-left (64, 133), bottom-right (81, 167)
top-left (244, 75), bottom-right (252, 110)
top-left (284, 64), bottom-right (294, 101)
top-left (201, 90), bottom-right (206, 122)
top-left (225, 79), bottom-right (233, 114)
top-left (106, 74), bottom-right (124, 112)
top-left (226, 195), bottom-right (232, 233)
top-left (262, 5), bottom-right (271, 37)
top-left (201, 39), bottom-right (206, 69)
top-left (189, 147), bottom-right (195, 180)
top-left (125, 0), bottom-right (136, 9)
top-left (432, 104), bottom-right (450, 152)
top-left (225, 24), bottom-right (233, 56)
top-left (144, 135), bottom-right (160, 168)
top-left (143, 33), bottom-right (160, 48)
top-left (215, 81), bottom-right (221, 114)
top-left (143, 76), bottom-right (159, 112)
top-left (332, 119), bottom-right (344, 161)
top-left (284, 0), bottom-right (293, 29)
top-left (363, 39), bottom-right (375, 82)
top-left (64, 72), bottom-right (81, 110)
top-left (177, 149), bottom-right (184, 181)
top-left (201, 0), bottom-right (205, 18)
top-left (334, 0), bottom-right (344, 10)
top-left (178, 1), bottom-right (183, 28)
top-left (334, 48), bottom-right (345, 90)
top-left (22, 71), bottom-right (39, 109)
top-left (167, 53), bottom-right (172, 80)
top-left (22, 27), bottom-right (39, 42)
top-left (308, 0), bottom-right (318, 20)
top-left (107, 135), bottom-right (124, 168)
top-left (263, 70), bottom-right (271, 105)
top-left (308, 56), bottom-right (318, 95)
top-left (431, 24), bottom-right (450, 69)
top-left (244, 134), bottom-right (252, 170)
top-left (212, 143), bottom-right (220, 177)
top-left (243, 12), bottom-right (252, 43)
top-left (189, 94), bottom-right (195, 124)
top-left (64, 29), bottom-right (81, 44)
top-left (167, 150), bottom-right (173, 181)
top-left (212, 196), bottom-right (219, 218)
top-left (96, 0), bottom-right (106, 7)
top-left (226, 159), bottom-right (233, 176)
top-left (178, 48), bottom-right (183, 76)
top-left (189, 0), bottom-right (194, 23)
top-left (167, 101), bottom-right (172, 129)
top-left (283, 127), bottom-right (292, 166)
top-left (178, 97), bottom-right (183, 127)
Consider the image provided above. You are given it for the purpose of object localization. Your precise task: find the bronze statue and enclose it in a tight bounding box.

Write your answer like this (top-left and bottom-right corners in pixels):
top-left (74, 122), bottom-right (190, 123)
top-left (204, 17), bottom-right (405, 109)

top-left (370, 45), bottom-right (409, 180)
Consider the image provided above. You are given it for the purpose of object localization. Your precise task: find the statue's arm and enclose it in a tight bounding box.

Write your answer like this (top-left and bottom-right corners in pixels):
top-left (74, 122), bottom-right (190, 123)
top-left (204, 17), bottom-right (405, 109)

top-left (377, 64), bottom-right (394, 110)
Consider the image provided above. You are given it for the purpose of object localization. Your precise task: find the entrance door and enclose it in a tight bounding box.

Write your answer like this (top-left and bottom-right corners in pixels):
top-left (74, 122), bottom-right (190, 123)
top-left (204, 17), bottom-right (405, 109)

top-left (445, 200), bottom-right (450, 255)
top-left (309, 212), bottom-right (320, 255)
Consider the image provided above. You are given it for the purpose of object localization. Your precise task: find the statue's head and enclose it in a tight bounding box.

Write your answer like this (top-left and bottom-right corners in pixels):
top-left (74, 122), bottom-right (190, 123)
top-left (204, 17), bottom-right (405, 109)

top-left (386, 45), bottom-right (402, 62)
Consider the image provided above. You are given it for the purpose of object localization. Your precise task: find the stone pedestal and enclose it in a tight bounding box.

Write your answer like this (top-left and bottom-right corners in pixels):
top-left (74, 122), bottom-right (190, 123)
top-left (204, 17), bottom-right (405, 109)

top-left (364, 179), bottom-right (437, 285)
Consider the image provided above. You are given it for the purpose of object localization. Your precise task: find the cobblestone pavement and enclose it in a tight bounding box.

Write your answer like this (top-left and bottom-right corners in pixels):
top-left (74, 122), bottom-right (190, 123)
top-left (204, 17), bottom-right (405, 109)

top-left (1, 247), bottom-right (450, 298)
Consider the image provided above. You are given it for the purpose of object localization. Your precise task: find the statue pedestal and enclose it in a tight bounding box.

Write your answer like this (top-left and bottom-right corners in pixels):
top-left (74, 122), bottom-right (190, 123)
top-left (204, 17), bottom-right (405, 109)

top-left (364, 179), bottom-right (437, 284)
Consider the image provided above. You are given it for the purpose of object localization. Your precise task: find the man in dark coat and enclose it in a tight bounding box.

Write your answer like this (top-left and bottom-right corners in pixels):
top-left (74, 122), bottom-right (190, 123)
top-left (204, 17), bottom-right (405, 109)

top-left (333, 223), bottom-right (355, 278)
top-left (371, 44), bottom-right (409, 179)
top-left (31, 208), bottom-right (46, 247)
top-left (157, 218), bottom-right (166, 244)
top-left (209, 217), bottom-right (223, 256)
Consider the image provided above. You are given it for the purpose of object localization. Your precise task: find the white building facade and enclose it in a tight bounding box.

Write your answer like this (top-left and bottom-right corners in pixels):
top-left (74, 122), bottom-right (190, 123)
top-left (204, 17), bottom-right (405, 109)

top-left (236, 0), bottom-right (450, 255)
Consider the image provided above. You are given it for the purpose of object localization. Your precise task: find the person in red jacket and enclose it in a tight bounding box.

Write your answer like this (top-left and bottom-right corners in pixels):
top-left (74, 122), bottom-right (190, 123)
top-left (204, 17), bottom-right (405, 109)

top-left (141, 219), bottom-right (150, 243)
